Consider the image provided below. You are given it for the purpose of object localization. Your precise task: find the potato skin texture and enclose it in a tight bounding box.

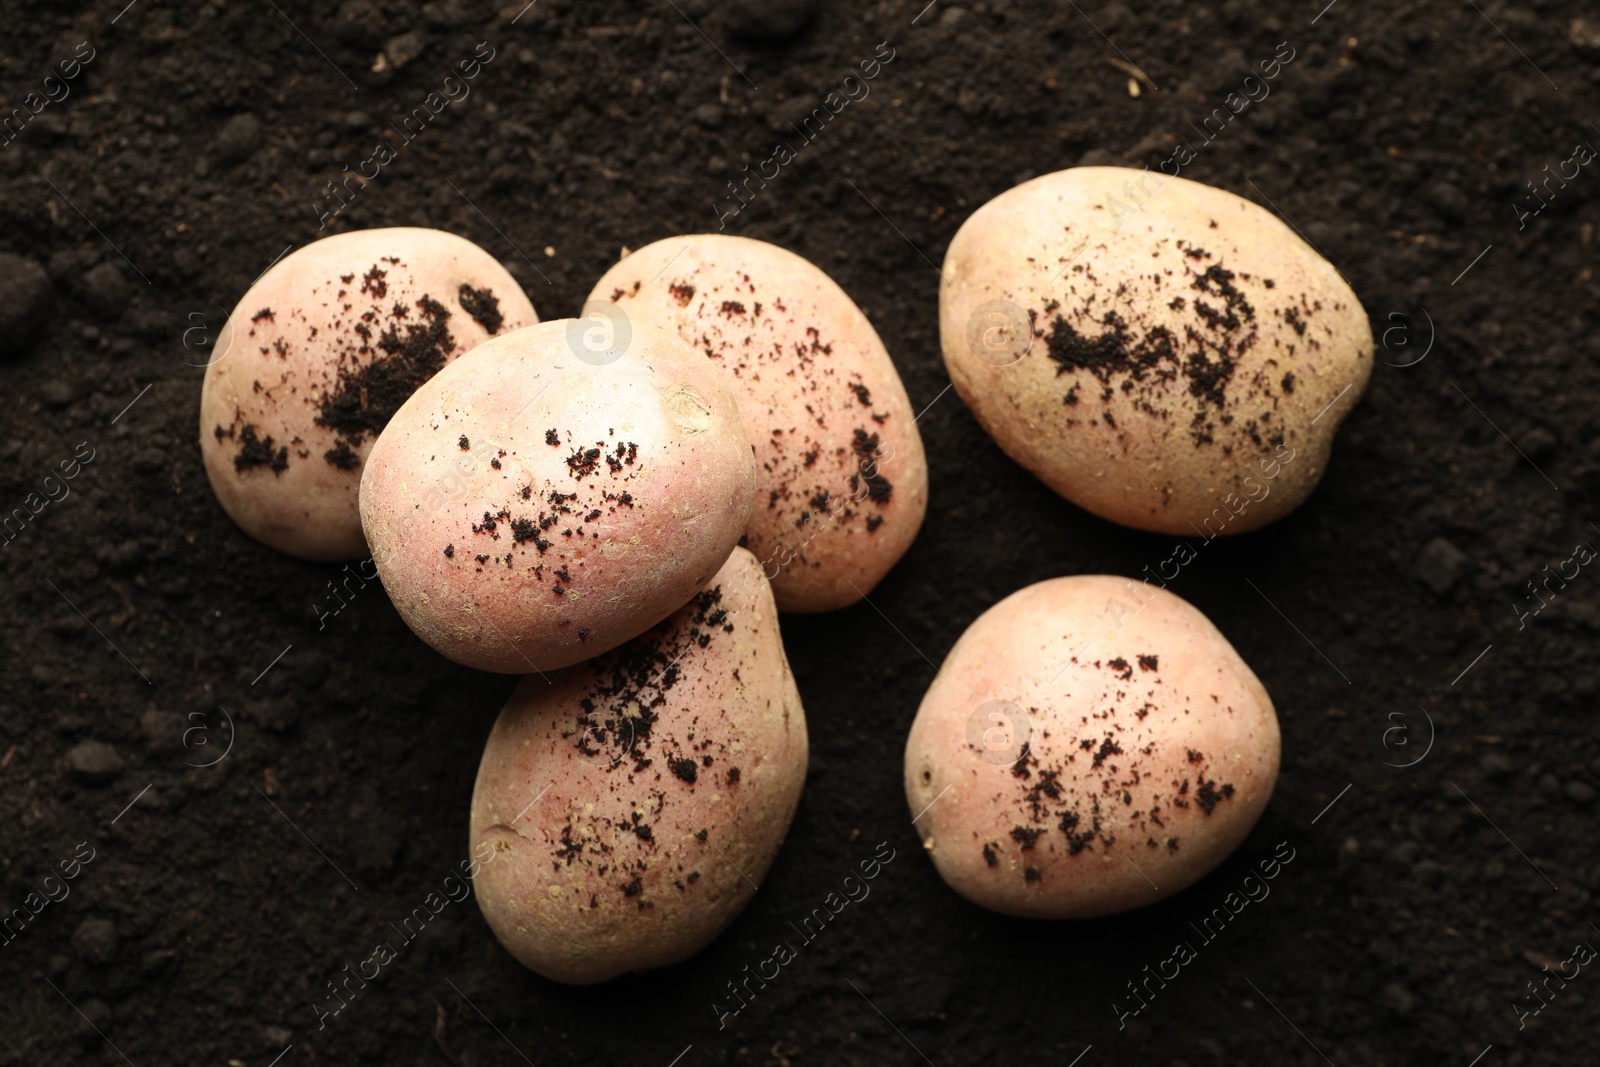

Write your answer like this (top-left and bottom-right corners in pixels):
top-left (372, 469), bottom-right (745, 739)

top-left (904, 575), bottom-right (1279, 919)
top-left (469, 548), bottom-right (808, 984)
top-left (359, 319), bottom-right (756, 674)
top-left (940, 167), bottom-right (1372, 535)
top-left (589, 235), bottom-right (928, 612)
top-left (199, 227), bottom-right (536, 561)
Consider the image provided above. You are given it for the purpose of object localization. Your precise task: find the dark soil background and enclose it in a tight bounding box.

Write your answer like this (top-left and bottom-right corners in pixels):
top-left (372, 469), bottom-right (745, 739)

top-left (3, 1), bottom-right (1600, 1064)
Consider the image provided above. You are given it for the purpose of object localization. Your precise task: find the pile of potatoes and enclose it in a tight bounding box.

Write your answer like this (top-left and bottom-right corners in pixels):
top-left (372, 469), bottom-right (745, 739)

top-left (198, 166), bottom-right (1371, 981)
top-left (200, 225), bottom-right (924, 982)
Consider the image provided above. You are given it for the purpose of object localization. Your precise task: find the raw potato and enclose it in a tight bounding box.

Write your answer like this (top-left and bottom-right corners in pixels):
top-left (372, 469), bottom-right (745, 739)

top-left (359, 319), bottom-right (756, 674)
top-left (200, 227), bottom-right (536, 561)
top-left (470, 547), bottom-right (808, 984)
top-left (588, 235), bottom-right (928, 612)
top-left (903, 575), bottom-right (1279, 919)
top-left (940, 167), bottom-right (1372, 535)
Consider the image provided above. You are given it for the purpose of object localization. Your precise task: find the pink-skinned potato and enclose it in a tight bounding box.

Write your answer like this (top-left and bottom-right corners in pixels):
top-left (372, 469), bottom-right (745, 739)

top-left (588, 235), bottom-right (928, 612)
top-left (359, 319), bottom-right (756, 674)
top-left (199, 227), bottom-right (537, 561)
top-left (469, 547), bottom-right (808, 984)
top-left (940, 167), bottom-right (1372, 536)
top-left (904, 574), bottom-right (1280, 919)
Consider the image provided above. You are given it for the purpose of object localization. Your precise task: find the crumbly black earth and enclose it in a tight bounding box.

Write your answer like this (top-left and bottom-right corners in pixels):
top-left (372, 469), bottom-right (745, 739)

top-left (2, 2), bottom-right (1598, 1066)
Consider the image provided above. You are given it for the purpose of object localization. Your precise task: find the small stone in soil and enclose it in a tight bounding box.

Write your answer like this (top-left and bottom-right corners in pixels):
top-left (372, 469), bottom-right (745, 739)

top-left (81, 261), bottom-right (130, 319)
top-left (0, 253), bottom-right (51, 356)
top-left (66, 740), bottom-right (124, 783)
top-left (72, 917), bottom-right (119, 965)
top-left (1415, 537), bottom-right (1466, 595)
